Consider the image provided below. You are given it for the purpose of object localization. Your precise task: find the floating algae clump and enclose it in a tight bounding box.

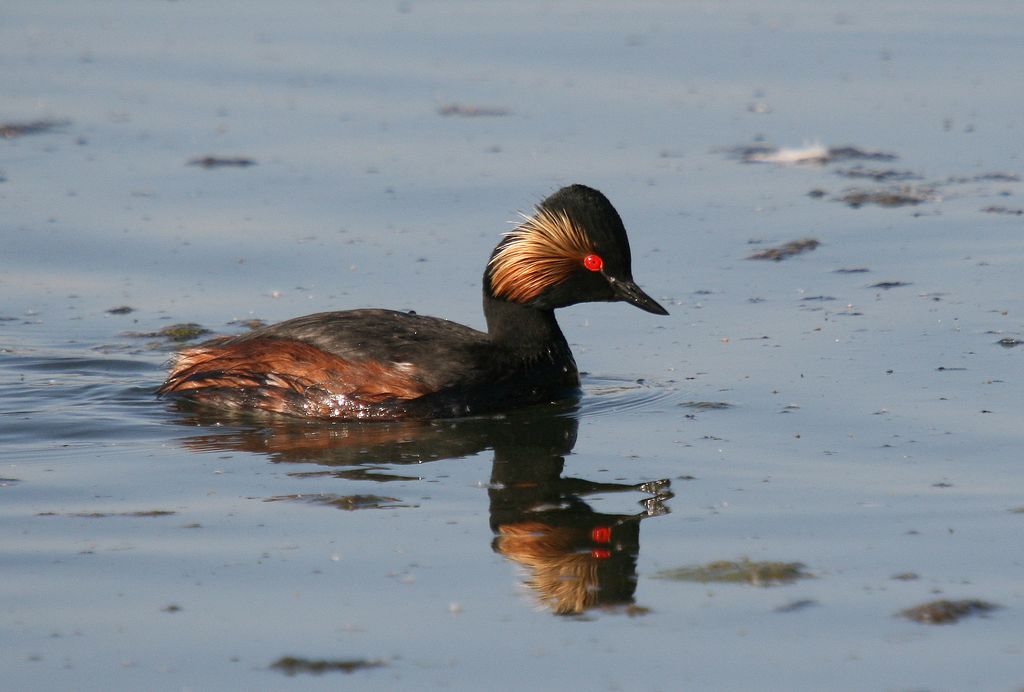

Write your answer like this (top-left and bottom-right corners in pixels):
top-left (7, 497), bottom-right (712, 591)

top-left (654, 558), bottom-right (811, 586)
top-left (899, 599), bottom-right (999, 624)
top-left (157, 323), bottom-right (212, 342)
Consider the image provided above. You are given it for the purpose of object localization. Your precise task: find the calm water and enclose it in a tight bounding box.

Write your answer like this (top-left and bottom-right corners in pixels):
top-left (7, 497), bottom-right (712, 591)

top-left (3, 2), bottom-right (1022, 690)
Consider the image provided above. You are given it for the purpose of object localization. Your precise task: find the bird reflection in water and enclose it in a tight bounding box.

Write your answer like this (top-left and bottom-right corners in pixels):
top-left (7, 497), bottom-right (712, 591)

top-left (486, 412), bottom-right (671, 615)
top-left (169, 398), bottom-right (672, 615)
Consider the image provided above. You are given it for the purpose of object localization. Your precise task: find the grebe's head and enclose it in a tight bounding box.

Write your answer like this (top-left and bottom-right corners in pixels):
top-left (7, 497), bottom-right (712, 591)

top-left (486, 185), bottom-right (668, 315)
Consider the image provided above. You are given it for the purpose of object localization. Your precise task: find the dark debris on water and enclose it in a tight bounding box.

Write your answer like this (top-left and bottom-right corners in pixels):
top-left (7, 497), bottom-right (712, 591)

top-left (899, 598), bottom-right (999, 624)
top-left (774, 598), bottom-right (818, 613)
top-left (271, 656), bottom-right (387, 676)
top-left (265, 493), bottom-right (411, 511)
top-left (437, 103), bottom-right (510, 117)
top-left (869, 281), bottom-right (911, 290)
top-left (949, 172), bottom-right (1020, 183)
top-left (747, 238), bottom-right (820, 261)
top-left (891, 572), bottom-right (920, 581)
top-left (982, 205), bottom-right (1024, 216)
top-left (679, 400), bottom-right (734, 411)
top-left (188, 156), bottom-right (257, 168)
top-left (0, 119), bottom-right (69, 138)
top-left (834, 166), bottom-right (922, 182)
top-left (727, 141), bottom-right (1020, 216)
top-left (825, 146), bottom-right (899, 162)
top-left (39, 510), bottom-right (176, 518)
top-left (837, 186), bottom-right (937, 208)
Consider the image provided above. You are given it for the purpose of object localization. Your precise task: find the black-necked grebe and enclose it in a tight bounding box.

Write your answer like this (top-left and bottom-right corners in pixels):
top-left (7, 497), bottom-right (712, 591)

top-left (158, 184), bottom-right (667, 419)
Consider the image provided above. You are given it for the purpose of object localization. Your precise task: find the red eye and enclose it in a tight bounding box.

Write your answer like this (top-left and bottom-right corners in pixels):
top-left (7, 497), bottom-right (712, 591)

top-left (583, 253), bottom-right (603, 272)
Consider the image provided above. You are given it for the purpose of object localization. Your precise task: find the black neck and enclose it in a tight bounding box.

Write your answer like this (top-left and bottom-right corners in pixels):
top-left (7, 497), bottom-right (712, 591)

top-left (483, 293), bottom-right (570, 355)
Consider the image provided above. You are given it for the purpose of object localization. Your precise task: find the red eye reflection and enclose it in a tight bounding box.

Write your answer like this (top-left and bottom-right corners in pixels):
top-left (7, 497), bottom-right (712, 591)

top-left (583, 253), bottom-right (603, 272)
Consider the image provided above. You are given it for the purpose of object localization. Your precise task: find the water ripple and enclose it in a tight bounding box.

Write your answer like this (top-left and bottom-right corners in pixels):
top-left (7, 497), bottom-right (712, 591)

top-left (578, 376), bottom-right (684, 418)
top-left (0, 348), bottom-right (167, 446)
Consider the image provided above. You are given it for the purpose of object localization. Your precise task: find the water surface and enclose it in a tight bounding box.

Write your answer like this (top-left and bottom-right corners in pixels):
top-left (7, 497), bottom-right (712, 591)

top-left (2, 2), bottom-right (1022, 690)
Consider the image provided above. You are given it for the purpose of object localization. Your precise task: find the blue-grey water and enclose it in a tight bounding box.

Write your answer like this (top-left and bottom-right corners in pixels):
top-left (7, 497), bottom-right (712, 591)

top-left (2, 2), bottom-right (1022, 690)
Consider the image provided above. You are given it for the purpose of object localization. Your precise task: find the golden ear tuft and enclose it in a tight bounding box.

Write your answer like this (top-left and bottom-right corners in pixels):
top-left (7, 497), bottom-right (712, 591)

top-left (488, 207), bottom-right (595, 303)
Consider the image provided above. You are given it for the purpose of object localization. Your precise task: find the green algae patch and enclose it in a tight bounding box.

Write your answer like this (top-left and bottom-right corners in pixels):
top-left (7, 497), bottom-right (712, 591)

top-left (653, 558), bottom-right (811, 586)
top-left (899, 599), bottom-right (999, 624)
top-left (126, 323), bottom-right (212, 343)
top-left (271, 656), bottom-right (386, 675)
top-left (155, 323), bottom-right (212, 342)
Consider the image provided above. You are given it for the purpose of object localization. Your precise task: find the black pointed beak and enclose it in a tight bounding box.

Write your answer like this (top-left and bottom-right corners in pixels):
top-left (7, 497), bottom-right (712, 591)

top-left (609, 277), bottom-right (669, 315)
